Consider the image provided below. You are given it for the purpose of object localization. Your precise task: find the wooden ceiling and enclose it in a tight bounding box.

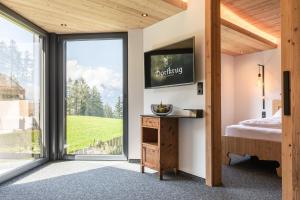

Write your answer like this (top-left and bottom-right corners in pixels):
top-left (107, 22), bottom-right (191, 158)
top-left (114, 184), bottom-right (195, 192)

top-left (221, 0), bottom-right (280, 38)
top-left (220, 0), bottom-right (280, 56)
top-left (0, 0), bottom-right (187, 34)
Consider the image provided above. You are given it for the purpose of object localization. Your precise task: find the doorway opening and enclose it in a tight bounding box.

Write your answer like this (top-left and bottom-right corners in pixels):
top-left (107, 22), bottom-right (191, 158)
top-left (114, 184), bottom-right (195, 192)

top-left (220, 2), bottom-right (282, 196)
top-left (205, 0), bottom-right (285, 194)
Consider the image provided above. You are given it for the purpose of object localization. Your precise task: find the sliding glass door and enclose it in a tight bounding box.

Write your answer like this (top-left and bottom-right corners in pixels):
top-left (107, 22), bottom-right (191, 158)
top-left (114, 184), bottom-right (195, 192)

top-left (64, 36), bottom-right (127, 158)
top-left (0, 14), bottom-right (46, 176)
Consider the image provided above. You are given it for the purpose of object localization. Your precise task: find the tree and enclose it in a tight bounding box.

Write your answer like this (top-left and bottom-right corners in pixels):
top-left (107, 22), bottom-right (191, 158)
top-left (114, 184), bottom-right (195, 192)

top-left (77, 78), bottom-right (90, 115)
top-left (22, 50), bottom-right (34, 82)
top-left (0, 40), bottom-right (36, 101)
top-left (9, 40), bottom-right (22, 82)
top-left (104, 104), bottom-right (114, 118)
top-left (0, 40), bottom-right (34, 81)
top-left (67, 78), bottom-right (90, 115)
top-left (85, 86), bottom-right (104, 116)
top-left (0, 41), bottom-right (9, 72)
top-left (66, 78), bottom-right (73, 115)
top-left (67, 79), bottom-right (106, 117)
top-left (68, 79), bottom-right (80, 115)
top-left (114, 96), bottom-right (123, 119)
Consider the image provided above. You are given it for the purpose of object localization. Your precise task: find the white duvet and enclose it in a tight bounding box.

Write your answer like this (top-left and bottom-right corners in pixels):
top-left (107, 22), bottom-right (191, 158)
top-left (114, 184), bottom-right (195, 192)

top-left (239, 117), bottom-right (281, 129)
top-left (239, 109), bottom-right (282, 129)
top-left (225, 109), bottom-right (282, 141)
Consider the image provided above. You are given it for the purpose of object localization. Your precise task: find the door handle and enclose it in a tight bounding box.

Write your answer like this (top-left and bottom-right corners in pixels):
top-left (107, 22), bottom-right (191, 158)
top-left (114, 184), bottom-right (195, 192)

top-left (283, 71), bottom-right (291, 116)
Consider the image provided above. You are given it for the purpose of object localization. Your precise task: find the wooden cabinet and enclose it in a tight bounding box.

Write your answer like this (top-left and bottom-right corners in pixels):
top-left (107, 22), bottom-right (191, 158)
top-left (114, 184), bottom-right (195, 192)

top-left (140, 115), bottom-right (178, 180)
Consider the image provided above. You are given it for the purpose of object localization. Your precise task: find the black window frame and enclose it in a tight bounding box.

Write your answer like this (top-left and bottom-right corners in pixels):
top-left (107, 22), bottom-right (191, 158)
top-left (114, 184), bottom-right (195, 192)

top-left (57, 33), bottom-right (128, 160)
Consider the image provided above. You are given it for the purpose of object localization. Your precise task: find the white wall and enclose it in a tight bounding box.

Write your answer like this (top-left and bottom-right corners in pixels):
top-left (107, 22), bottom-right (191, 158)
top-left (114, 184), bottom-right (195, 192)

top-left (128, 2), bottom-right (281, 178)
top-left (221, 54), bottom-right (235, 135)
top-left (128, 29), bottom-right (144, 159)
top-left (234, 48), bottom-right (281, 122)
top-left (143, 0), bottom-right (206, 178)
top-left (221, 47), bottom-right (281, 132)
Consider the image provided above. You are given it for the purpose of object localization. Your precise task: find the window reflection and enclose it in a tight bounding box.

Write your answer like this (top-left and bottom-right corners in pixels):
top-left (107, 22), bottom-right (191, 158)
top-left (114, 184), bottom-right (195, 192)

top-left (0, 15), bottom-right (44, 175)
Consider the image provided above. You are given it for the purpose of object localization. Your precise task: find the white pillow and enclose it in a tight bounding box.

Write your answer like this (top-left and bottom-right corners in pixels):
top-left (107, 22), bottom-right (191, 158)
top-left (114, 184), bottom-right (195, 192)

top-left (272, 108), bottom-right (282, 118)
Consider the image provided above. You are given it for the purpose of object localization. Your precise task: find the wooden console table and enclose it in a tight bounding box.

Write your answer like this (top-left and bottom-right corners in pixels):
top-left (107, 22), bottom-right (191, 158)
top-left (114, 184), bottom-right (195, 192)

top-left (140, 115), bottom-right (200, 180)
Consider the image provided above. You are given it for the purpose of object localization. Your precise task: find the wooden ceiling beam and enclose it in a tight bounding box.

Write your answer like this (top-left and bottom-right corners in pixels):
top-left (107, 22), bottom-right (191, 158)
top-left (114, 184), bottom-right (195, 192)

top-left (221, 18), bottom-right (278, 56)
top-left (221, 19), bottom-right (278, 48)
top-left (162, 0), bottom-right (188, 10)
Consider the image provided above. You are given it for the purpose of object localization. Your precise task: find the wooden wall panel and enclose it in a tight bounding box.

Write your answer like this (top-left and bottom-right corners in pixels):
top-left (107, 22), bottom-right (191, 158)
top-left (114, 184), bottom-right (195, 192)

top-left (205, 0), bottom-right (222, 187)
top-left (281, 0), bottom-right (300, 199)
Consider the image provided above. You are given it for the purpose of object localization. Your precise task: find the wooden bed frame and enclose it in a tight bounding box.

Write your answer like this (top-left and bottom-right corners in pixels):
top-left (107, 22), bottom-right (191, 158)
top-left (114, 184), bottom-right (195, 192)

top-left (222, 100), bottom-right (282, 177)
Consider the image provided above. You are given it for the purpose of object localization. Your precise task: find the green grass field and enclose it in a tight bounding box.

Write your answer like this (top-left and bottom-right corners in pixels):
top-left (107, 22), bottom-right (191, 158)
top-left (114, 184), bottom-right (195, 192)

top-left (66, 115), bottom-right (123, 153)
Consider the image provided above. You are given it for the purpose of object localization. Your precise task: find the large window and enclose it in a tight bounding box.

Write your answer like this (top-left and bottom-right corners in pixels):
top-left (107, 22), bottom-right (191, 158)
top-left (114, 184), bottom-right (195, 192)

top-left (0, 14), bottom-right (45, 175)
top-left (65, 39), bottom-right (125, 156)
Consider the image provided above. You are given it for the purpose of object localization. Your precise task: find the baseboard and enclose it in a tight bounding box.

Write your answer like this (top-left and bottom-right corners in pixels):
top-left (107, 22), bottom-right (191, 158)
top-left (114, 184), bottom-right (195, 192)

top-left (127, 159), bottom-right (204, 182)
top-left (128, 159), bottom-right (141, 163)
top-left (177, 170), bottom-right (205, 183)
top-left (64, 154), bottom-right (127, 161)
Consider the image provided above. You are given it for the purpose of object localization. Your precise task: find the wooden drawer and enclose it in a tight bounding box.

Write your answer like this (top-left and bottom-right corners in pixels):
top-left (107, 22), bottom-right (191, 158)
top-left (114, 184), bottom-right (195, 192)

top-left (142, 117), bottom-right (160, 128)
top-left (142, 146), bottom-right (159, 170)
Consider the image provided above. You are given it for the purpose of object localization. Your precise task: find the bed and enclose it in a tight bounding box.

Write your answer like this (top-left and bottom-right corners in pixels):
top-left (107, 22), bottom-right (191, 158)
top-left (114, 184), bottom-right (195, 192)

top-left (222, 100), bottom-right (282, 176)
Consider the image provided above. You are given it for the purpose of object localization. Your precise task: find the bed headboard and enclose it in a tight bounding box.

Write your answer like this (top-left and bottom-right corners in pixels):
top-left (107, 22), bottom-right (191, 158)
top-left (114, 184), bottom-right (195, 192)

top-left (272, 99), bottom-right (282, 115)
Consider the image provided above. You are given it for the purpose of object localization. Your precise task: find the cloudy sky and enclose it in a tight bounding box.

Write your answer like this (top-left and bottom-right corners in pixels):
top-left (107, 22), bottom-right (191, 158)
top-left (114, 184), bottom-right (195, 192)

top-left (0, 14), bottom-right (36, 53)
top-left (66, 39), bottom-right (123, 107)
top-left (0, 14), bottom-right (124, 107)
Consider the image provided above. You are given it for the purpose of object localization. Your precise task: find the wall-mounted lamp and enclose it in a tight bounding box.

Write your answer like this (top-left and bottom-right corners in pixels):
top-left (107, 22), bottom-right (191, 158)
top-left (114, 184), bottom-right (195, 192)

top-left (258, 64), bottom-right (266, 118)
top-left (257, 67), bottom-right (262, 87)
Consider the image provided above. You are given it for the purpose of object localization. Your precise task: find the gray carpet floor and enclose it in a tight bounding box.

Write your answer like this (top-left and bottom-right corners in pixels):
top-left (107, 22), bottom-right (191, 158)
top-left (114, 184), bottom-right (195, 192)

top-left (0, 156), bottom-right (281, 200)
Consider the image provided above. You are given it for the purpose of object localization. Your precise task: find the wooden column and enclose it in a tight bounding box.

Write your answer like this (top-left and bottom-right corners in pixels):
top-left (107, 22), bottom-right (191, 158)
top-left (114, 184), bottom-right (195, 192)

top-left (205, 0), bottom-right (222, 186)
top-left (281, 0), bottom-right (300, 199)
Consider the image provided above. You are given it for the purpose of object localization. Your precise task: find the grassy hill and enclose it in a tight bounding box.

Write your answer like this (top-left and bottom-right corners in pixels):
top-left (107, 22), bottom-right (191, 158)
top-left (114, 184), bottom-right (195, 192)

top-left (66, 115), bottom-right (122, 154)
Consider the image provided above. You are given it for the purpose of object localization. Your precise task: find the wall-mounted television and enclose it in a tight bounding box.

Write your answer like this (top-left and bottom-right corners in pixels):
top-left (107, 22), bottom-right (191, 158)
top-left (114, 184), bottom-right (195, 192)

top-left (144, 38), bottom-right (195, 89)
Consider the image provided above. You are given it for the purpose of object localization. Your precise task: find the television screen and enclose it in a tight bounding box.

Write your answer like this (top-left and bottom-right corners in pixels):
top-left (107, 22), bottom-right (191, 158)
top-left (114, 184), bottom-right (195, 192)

top-left (144, 38), bottom-right (194, 88)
